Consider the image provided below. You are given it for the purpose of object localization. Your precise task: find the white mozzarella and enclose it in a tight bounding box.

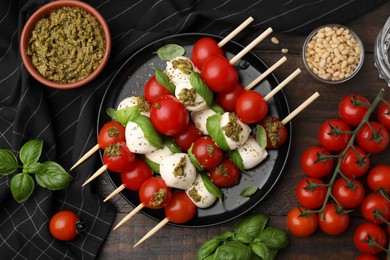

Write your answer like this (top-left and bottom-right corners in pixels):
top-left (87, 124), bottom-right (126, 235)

top-left (175, 81), bottom-right (207, 112)
top-left (237, 136), bottom-right (268, 170)
top-left (220, 112), bottom-right (251, 150)
top-left (165, 56), bottom-right (199, 86)
top-left (159, 153), bottom-right (196, 190)
top-left (117, 96), bottom-right (150, 117)
top-left (125, 121), bottom-right (157, 154)
top-left (185, 174), bottom-right (217, 208)
top-left (144, 145), bottom-right (174, 165)
top-left (191, 108), bottom-right (216, 135)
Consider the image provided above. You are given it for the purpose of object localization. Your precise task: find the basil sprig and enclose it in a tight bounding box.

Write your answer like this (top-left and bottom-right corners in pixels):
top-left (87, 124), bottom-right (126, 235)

top-left (153, 67), bottom-right (175, 94)
top-left (206, 113), bottom-right (230, 152)
top-left (190, 71), bottom-right (214, 107)
top-left (0, 139), bottom-right (72, 203)
top-left (131, 115), bottom-right (163, 149)
top-left (155, 43), bottom-right (185, 60)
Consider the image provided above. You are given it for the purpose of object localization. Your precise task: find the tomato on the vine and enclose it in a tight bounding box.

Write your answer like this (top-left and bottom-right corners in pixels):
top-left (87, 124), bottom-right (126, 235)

top-left (121, 158), bottom-right (153, 191)
top-left (258, 116), bottom-right (288, 149)
top-left (49, 210), bottom-right (82, 241)
top-left (236, 90), bottom-right (268, 124)
top-left (103, 142), bottom-right (135, 172)
top-left (192, 37), bottom-right (225, 69)
top-left (318, 203), bottom-right (350, 235)
top-left (192, 136), bottom-right (223, 170)
top-left (318, 119), bottom-right (352, 152)
top-left (367, 165), bottom-right (390, 194)
top-left (165, 192), bottom-right (196, 224)
top-left (340, 146), bottom-right (370, 178)
top-left (360, 193), bottom-right (390, 224)
top-left (209, 157), bottom-right (240, 188)
top-left (331, 177), bottom-right (365, 209)
top-left (216, 82), bottom-right (245, 112)
top-left (139, 177), bottom-right (172, 209)
top-left (356, 121), bottom-right (390, 154)
top-left (295, 177), bottom-right (327, 209)
top-left (377, 99), bottom-right (390, 129)
top-left (300, 146), bottom-right (334, 178)
top-left (286, 207), bottom-right (318, 237)
top-left (144, 75), bottom-right (172, 103)
top-left (98, 121), bottom-right (126, 149)
top-left (353, 222), bottom-right (387, 255)
top-left (338, 94), bottom-right (370, 127)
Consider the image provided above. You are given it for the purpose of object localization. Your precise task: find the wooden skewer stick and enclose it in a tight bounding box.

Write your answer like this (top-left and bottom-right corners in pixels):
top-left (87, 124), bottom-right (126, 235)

top-left (245, 56), bottom-right (287, 90)
top-left (281, 92), bottom-right (320, 125)
top-left (218, 17), bottom-right (254, 47)
top-left (113, 204), bottom-right (145, 230)
top-left (81, 164), bottom-right (107, 187)
top-left (103, 184), bottom-right (125, 202)
top-left (229, 27), bottom-right (273, 65)
top-left (70, 144), bottom-right (100, 171)
top-left (263, 68), bottom-right (301, 102)
top-left (133, 218), bottom-right (170, 248)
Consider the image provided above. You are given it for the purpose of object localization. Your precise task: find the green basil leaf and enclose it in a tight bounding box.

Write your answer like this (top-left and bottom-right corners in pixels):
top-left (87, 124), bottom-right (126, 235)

top-left (25, 162), bottom-right (47, 174)
top-left (164, 139), bottom-right (182, 153)
top-left (232, 232), bottom-right (252, 244)
top-left (155, 43), bottom-right (185, 60)
top-left (235, 214), bottom-right (269, 239)
top-left (240, 186), bottom-right (258, 197)
top-left (35, 161), bottom-right (72, 190)
top-left (196, 237), bottom-right (222, 260)
top-left (210, 102), bottom-right (225, 114)
top-left (218, 231), bottom-right (234, 242)
top-left (0, 149), bottom-right (19, 175)
top-left (214, 241), bottom-right (252, 260)
top-left (228, 149), bottom-right (244, 171)
top-left (116, 106), bottom-right (140, 126)
top-left (143, 156), bottom-right (161, 173)
top-left (190, 71), bottom-right (213, 107)
top-left (251, 243), bottom-right (272, 260)
top-left (188, 143), bottom-right (204, 171)
top-left (131, 115), bottom-right (163, 149)
top-left (106, 107), bottom-right (117, 121)
top-left (19, 139), bottom-right (43, 165)
top-left (206, 113), bottom-right (230, 152)
top-left (256, 125), bottom-right (267, 149)
top-left (10, 172), bottom-right (35, 203)
top-left (257, 227), bottom-right (289, 250)
top-left (153, 67), bottom-right (175, 94)
top-left (203, 254), bottom-right (215, 260)
top-left (200, 172), bottom-right (223, 202)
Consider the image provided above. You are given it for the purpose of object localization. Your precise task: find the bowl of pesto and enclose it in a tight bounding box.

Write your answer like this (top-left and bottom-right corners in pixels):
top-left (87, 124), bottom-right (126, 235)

top-left (20, 0), bottom-right (111, 89)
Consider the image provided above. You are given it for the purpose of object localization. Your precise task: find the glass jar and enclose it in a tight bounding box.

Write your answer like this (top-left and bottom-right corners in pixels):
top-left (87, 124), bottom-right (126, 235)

top-left (374, 17), bottom-right (390, 86)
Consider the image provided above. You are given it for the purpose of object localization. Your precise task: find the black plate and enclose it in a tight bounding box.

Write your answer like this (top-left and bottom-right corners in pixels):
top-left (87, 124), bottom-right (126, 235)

top-left (98, 33), bottom-right (291, 227)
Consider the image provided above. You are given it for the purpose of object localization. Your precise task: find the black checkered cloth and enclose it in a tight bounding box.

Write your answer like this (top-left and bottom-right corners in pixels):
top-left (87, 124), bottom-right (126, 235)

top-left (0, 0), bottom-right (387, 259)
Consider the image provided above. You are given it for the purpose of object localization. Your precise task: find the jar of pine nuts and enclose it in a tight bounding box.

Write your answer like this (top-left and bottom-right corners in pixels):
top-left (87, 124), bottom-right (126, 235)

top-left (374, 17), bottom-right (390, 87)
top-left (302, 24), bottom-right (364, 84)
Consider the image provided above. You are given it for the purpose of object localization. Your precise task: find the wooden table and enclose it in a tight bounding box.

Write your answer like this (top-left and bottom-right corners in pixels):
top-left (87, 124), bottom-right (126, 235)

top-left (97, 2), bottom-right (390, 259)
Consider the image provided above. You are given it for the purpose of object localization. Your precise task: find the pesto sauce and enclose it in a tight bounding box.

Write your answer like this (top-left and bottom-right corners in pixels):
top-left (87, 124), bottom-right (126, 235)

top-left (222, 113), bottom-right (243, 142)
top-left (178, 88), bottom-right (196, 106)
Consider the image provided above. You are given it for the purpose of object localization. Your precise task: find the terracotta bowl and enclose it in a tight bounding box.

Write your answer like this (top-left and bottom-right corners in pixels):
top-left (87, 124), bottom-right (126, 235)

top-left (20, 0), bottom-right (111, 89)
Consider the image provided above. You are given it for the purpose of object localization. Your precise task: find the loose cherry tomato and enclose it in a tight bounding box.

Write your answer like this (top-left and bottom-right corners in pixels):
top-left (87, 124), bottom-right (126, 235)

top-left (121, 158), bottom-right (153, 191)
top-left (172, 121), bottom-right (202, 152)
top-left (200, 55), bottom-right (238, 93)
top-left (353, 223), bottom-right (387, 255)
top-left (258, 116), bottom-right (288, 149)
top-left (139, 177), bottom-right (172, 209)
top-left (98, 121), bottom-right (126, 149)
top-left (360, 193), bottom-right (390, 224)
top-left (209, 157), bottom-right (240, 188)
top-left (340, 146), bottom-right (370, 178)
top-left (216, 82), bottom-right (245, 112)
top-left (192, 37), bottom-right (225, 69)
top-left (103, 142), bottom-right (135, 172)
top-left (300, 146), bottom-right (334, 178)
top-left (49, 210), bottom-right (81, 241)
top-left (318, 119), bottom-right (352, 152)
top-left (236, 90), bottom-right (268, 124)
top-left (144, 75), bottom-right (172, 103)
top-left (367, 165), bottom-right (390, 194)
top-left (286, 207), bottom-right (318, 237)
top-left (357, 121), bottom-right (390, 154)
top-left (150, 95), bottom-right (189, 136)
top-left (377, 100), bottom-right (390, 129)
top-left (332, 178), bottom-right (365, 209)
top-left (192, 136), bottom-right (223, 170)
top-left (338, 94), bottom-right (370, 127)
top-left (318, 203), bottom-right (350, 235)
top-left (165, 192), bottom-right (196, 224)
top-left (295, 177), bottom-right (327, 209)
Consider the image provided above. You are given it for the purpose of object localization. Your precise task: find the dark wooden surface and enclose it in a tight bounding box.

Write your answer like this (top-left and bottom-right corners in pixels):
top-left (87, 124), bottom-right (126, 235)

top-left (96, 2), bottom-right (390, 259)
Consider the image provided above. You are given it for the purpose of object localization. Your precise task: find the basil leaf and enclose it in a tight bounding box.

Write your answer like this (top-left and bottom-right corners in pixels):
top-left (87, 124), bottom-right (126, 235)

top-left (155, 43), bottom-right (185, 60)
top-left (235, 214), bottom-right (269, 239)
top-left (116, 106), bottom-right (140, 126)
top-left (203, 254), bottom-right (215, 260)
top-left (143, 156), bottom-right (161, 173)
top-left (188, 143), bottom-right (204, 171)
top-left (206, 113), bottom-right (230, 152)
top-left (200, 172), bottom-right (223, 202)
top-left (257, 227), bottom-right (289, 250)
top-left (240, 186), bottom-right (258, 197)
top-left (196, 237), bottom-right (222, 260)
top-left (35, 161), bottom-right (72, 190)
top-left (190, 71), bottom-right (213, 107)
top-left (131, 115), bottom-right (163, 149)
top-left (25, 162), bottom-right (47, 174)
top-left (210, 102), bottom-right (225, 114)
top-left (228, 149), bottom-right (244, 172)
top-left (164, 139), bottom-right (182, 153)
top-left (218, 231), bottom-right (234, 241)
top-left (232, 232), bottom-right (252, 244)
top-left (256, 125), bottom-right (267, 149)
top-left (0, 149), bottom-right (19, 175)
top-left (19, 139), bottom-right (43, 165)
top-left (10, 172), bottom-right (35, 203)
top-left (154, 67), bottom-right (175, 94)
top-left (106, 107), bottom-right (117, 121)
top-left (214, 241), bottom-right (252, 260)
top-left (251, 243), bottom-right (272, 260)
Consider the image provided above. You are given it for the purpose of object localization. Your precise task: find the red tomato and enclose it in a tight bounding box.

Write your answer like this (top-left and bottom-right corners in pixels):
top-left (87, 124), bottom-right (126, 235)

top-left (367, 165), bottom-right (390, 194)
top-left (144, 75), bottom-right (172, 103)
top-left (150, 95), bottom-right (189, 136)
top-left (355, 254), bottom-right (380, 260)
top-left (103, 142), bottom-right (135, 172)
top-left (192, 37), bottom-right (225, 69)
top-left (121, 158), bottom-right (153, 191)
top-left (172, 121), bottom-right (202, 152)
top-left (300, 146), bottom-right (334, 178)
top-left (338, 94), bottom-right (370, 126)
top-left (209, 157), bottom-right (240, 188)
top-left (258, 116), bottom-right (288, 149)
top-left (332, 178), bottom-right (365, 209)
top-left (340, 146), bottom-right (370, 178)
top-left (357, 121), bottom-right (390, 154)
top-left (139, 177), bottom-right (172, 209)
top-left (353, 223), bottom-right (387, 255)
top-left (318, 203), bottom-right (350, 235)
top-left (200, 55), bottom-right (238, 93)
top-left (165, 192), bottom-right (196, 224)
top-left (192, 136), bottom-right (223, 170)
top-left (49, 210), bottom-right (81, 241)
top-left (318, 119), bottom-right (352, 152)
top-left (286, 207), bottom-right (318, 237)
top-left (216, 82), bottom-right (245, 112)
top-left (98, 121), bottom-right (126, 149)
top-left (360, 193), bottom-right (390, 224)
top-left (377, 100), bottom-right (390, 129)
top-left (295, 177), bottom-right (327, 209)
top-left (236, 91), bottom-right (268, 124)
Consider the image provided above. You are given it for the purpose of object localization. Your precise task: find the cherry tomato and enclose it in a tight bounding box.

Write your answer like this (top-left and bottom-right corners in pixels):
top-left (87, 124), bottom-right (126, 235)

top-left (357, 121), bottom-right (390, 154)
top-left (150, 95), bottom-right (189, 136)
top-left (318, 203), bottom-right (350, 235)
top-left (165, 192), bottom-right (196, 224)
top-left (209, 157), bottom-right (240, 188)
top-left (192, 136), bottom-right (223, 170)
top-left (360, 193), bottom-right (390, 224)
top-left (139, 177), bottom-right (172, 209)
top-left (355, 254), bottom-right (380, 260)
top-left (295, 177), bottom-right (327, 209)
top-left (121, 158), bottom-right (153, 191)
top-left (340, 146), bottom-right (370, 178)
top-left (367, 165), bottom-right (390, 194)
top-left (216, 82), bottom-right (245, 112)
top-left (286, 207), bottom-right (318, 237)
top-left (377, 100), bottom-right (390, 129)
top-left (103, 142), bottom-right (135, 172)
top-left (338, 94), bottom-right (370, 127)
top-left (144, 75), bottom-right (172, 103)
top-left (353, 222), bottom-right (387, 255)
top-left (332, 178), bottom-right (365, 209)
top-left (98, 121), bottom-right (126, 149)
top-left (236, 90), bottom-right (268, 124)
top-left (300, 146), bottom-right (334, 178)
top-left (258, 116), bottom-right (288, 149)
top-left (172, 121), bottom-right (202, 152)
top-left (200, 55), bottom-right (238, 93)
top-left (318, 119), bottom-right (352, 152)
top-left (49, 210), bottom-right (81, 241)
top-left (192, 37), bottom-right (225, 69)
